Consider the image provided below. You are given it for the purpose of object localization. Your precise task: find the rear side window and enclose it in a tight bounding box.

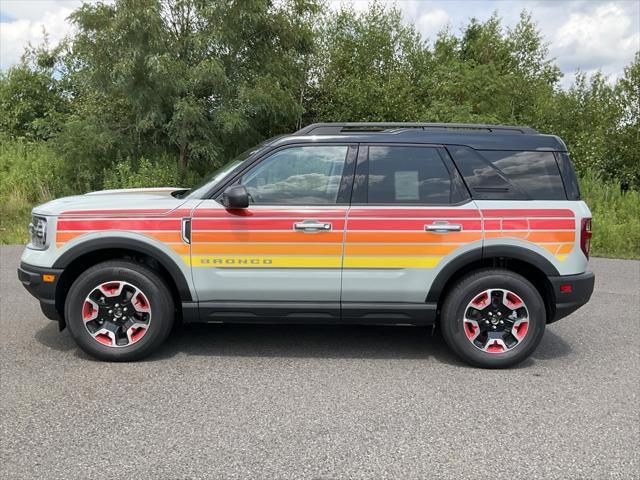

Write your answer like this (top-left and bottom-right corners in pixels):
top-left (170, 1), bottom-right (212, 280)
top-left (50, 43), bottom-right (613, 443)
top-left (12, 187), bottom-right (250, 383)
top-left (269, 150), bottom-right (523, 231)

top-left (365, 146), bottom-right (469, 204)
top-left (448, 146), bottom-right (567, 200)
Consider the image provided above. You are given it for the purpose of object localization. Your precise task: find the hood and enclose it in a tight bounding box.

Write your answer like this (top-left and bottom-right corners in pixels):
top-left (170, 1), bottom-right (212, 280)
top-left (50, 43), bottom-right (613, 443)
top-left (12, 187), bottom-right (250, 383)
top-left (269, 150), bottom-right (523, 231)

top-left (33, 187), bottom-right (188, 217)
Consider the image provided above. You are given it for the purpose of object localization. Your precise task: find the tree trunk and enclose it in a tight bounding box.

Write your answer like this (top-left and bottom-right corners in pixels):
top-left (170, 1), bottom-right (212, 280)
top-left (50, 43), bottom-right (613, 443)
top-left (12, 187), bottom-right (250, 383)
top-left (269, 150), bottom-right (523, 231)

top-left (178, 143), bottom-right (189, 173)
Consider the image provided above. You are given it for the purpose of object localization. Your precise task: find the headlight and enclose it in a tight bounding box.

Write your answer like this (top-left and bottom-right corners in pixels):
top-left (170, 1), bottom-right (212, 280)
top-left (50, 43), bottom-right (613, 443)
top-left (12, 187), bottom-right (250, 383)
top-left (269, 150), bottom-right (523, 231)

top-left (28, 216), bottom-right (48, 250)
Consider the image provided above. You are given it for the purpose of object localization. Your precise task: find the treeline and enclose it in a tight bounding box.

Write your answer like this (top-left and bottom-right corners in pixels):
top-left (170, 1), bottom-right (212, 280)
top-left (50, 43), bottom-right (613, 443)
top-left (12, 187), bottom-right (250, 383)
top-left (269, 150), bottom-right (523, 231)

top-left (1, 0), bottom-right (638, 196)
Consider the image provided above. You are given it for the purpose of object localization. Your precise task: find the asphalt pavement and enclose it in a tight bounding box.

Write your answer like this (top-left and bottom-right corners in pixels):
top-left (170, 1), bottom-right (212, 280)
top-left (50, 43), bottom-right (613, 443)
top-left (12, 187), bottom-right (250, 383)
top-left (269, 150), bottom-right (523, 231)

top-left (1, 245), bottom-right (639, 479)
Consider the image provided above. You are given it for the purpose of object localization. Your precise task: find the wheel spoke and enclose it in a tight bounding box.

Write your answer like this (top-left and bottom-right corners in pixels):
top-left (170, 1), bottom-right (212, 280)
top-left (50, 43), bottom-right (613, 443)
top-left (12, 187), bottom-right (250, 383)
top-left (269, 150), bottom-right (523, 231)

top-left (82, 280), bottom-right (152, 348)
top-left (463, 288), bottom-right (530, 354)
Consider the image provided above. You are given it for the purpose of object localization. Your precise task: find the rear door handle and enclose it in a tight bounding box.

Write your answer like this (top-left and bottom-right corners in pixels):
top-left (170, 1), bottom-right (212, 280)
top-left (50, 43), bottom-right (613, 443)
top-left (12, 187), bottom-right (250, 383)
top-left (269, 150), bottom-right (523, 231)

top-left (294, 219), bottom-right (332, 232)
top-left (425, 222), bottom-right (462, 233)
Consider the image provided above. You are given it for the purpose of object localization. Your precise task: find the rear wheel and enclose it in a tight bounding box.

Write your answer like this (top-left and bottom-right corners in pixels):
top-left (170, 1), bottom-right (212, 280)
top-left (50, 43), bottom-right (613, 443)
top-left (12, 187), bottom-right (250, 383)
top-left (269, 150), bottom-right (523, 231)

top-left (440, 269), bottom-right (546, 368)
top-left (65, 260), bottom-right (174, 361)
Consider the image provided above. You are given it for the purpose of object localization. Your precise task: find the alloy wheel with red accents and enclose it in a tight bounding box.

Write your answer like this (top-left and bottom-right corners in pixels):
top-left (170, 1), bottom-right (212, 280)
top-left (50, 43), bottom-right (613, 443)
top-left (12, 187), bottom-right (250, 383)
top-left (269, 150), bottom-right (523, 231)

top-left (463, 289), bottom-right (529, 353)
top-left (65, 260), bottom-right (174, 362)
top-left (440, 269), bottom-right (546, 369)
top-left (82, 281), bottom-right (152, 348)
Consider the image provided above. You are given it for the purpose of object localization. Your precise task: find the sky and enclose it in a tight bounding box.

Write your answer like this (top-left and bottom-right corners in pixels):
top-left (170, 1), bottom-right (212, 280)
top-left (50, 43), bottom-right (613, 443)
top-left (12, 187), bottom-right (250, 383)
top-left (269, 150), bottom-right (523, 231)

top-left (0, 0), bottom-right (638, 89)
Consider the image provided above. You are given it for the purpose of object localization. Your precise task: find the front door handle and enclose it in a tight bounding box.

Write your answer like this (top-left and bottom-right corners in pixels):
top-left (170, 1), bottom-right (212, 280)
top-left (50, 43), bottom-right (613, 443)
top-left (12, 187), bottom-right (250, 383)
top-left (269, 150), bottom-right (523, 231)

top-left (425, 221), bottom-right (462, 233)
top-left (294, 219), bottom-right (332, 232)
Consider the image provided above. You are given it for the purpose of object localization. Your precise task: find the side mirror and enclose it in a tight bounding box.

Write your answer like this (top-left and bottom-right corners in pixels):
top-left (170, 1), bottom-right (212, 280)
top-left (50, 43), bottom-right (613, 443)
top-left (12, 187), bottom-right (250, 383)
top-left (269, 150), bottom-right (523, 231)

top-left (221, 184), bottom-right (250, 209)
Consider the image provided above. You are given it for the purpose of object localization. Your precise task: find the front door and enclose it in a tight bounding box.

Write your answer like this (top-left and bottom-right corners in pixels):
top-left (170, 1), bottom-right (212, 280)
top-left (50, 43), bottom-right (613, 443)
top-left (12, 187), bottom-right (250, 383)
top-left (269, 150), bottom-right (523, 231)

top-left (190, 144), bottom-right (356, 320)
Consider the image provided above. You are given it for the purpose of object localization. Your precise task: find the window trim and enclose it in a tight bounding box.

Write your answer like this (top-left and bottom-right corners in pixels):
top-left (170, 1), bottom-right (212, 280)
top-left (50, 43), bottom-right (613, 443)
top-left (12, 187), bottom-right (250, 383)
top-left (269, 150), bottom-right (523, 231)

top-left (209, 143), bottom-right (358, 207)
top-left (351, 143), bottom-right (472, 207)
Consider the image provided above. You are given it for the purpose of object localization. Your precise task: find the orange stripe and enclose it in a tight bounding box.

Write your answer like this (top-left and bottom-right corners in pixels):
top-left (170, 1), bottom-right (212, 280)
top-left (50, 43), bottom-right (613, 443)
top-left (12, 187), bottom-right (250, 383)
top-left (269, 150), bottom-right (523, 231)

top-left (192, 231), bottom-right (344, 243)
top-left (540, 243), bottom-right (574, 255)
top-left (146, 231), bottom-right (183, 242)
top-left (56, 231), bottom-right (83, 243)
top-left (346, 231), bottom-right (482, 243)
top-left (345, 244), bottom-right (460, 256)
top-left (56, 230), bottom-right (183, 245)
top-left (187, 243), bottom-right (343, 255)
top-left (169, 244), bottom-right (190, 255)
top-left (485, 231), bottom-right (575, 242)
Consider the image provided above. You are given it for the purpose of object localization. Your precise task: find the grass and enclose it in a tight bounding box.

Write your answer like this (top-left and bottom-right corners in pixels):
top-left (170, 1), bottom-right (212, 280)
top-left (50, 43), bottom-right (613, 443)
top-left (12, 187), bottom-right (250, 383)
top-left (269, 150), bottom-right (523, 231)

top-left (1, 139), bottom-right (638, 259)
top-left (579, 171), bottom-right (640, 259)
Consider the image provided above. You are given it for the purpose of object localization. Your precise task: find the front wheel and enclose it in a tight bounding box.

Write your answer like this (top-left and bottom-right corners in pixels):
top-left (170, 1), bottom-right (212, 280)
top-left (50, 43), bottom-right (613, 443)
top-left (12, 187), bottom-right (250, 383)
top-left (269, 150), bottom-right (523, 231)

top-left (440, 269), bottom-right (546, 368)
top-left (65, 260), bottom-right (174, 361)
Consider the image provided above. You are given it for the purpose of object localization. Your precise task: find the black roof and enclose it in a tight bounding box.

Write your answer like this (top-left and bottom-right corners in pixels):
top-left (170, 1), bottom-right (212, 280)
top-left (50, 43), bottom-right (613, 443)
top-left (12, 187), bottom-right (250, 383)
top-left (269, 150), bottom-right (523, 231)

top-left (268, 122), bottom-right (567, 151)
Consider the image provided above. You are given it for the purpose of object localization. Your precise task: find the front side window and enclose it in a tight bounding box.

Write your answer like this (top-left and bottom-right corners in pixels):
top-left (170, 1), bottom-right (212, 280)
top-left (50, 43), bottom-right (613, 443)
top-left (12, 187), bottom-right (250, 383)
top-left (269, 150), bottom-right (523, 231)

top-left (241, 146), bottom-right (348, 204)
top-left (366, 146), bottom-right (467, 204)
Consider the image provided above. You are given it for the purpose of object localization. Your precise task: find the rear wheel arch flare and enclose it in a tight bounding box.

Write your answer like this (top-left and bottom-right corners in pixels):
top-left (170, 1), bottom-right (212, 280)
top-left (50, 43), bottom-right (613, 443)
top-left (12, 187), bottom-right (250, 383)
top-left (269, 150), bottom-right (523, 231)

top-left (428, 247), bottom-right (557, 321)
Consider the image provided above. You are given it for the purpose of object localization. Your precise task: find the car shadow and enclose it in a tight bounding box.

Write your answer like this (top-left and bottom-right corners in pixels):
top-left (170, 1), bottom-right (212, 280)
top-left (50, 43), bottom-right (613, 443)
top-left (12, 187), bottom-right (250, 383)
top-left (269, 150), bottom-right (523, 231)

top-left (34, 320), bottom-right (573, 367)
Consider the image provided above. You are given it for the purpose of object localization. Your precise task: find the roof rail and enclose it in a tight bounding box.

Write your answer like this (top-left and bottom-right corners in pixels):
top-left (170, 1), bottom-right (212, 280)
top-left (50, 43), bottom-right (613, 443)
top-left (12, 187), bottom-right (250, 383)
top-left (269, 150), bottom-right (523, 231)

top-left (294, 122), bottom-right (538, 135)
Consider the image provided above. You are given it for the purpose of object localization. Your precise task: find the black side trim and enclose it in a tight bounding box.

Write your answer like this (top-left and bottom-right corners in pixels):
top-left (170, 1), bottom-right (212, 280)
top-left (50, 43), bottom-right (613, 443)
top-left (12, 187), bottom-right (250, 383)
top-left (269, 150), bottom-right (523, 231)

top-left (197, 301), bottom-right (340, 323)
top-left (18, 262), bottom-right (63, 321)
top-left (483, 245), bottom-right (560, 276)
top-left (342, 302), bottom-right (437, 324)
top-left (192, 301), bottom-right (436, 325)
top-left (426, 248), bottom-right (483, 302)
top-left (548, 271), bottom-right (595, 323)
top-left (52, 237), bottom-right (193, 301)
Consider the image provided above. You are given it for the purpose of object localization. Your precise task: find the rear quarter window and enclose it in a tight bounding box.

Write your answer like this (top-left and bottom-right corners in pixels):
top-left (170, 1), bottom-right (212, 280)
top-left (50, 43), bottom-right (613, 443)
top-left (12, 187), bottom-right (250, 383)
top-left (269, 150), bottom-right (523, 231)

top-left (448, 146), bottom-right (567, 200)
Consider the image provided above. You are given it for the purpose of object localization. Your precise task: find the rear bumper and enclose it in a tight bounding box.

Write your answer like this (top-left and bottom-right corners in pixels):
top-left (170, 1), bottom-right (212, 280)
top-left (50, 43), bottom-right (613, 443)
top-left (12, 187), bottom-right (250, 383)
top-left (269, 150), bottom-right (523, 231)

top-left (17, 262), bottom-right (63, 321)
top-left (548, 271), bottom-right (595, 323)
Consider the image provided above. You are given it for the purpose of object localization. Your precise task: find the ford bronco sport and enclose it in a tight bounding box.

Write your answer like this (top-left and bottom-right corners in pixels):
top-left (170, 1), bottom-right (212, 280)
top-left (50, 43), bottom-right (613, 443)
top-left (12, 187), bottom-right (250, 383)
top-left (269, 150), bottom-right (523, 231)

top-left (18, 122), bottom-right (595, 367)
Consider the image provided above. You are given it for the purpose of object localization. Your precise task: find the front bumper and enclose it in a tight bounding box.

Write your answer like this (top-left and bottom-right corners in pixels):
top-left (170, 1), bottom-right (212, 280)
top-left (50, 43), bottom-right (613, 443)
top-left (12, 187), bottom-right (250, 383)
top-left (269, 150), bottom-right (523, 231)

top-left (17, 262), bottom-right (64, 321)
top-left (548, 271), bottom-right (595, 323)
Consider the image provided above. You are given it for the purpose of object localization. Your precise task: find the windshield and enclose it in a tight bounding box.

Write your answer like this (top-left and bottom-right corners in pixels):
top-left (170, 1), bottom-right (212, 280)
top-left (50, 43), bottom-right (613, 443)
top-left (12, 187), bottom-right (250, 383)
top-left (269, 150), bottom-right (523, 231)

top-left (183, 146), bottom-right (262, 199)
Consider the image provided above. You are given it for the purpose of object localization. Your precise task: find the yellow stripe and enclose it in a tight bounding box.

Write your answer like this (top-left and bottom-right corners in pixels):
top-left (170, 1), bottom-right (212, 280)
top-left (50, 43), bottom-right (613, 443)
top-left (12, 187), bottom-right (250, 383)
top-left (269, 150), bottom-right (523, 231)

top-left (343, 256), bottom-right (443, 268)
top-left (186, 255), bottom-right (342, 268)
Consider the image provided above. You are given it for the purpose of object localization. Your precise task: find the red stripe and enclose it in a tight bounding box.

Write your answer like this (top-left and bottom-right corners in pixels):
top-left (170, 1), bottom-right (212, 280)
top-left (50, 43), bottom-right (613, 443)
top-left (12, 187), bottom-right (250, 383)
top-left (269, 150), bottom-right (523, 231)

top-left (483, 218), bottom-right (575, 230)
top-left (348, 209), bottom-right (480, 218)
top-left (193, 218), bottom-right (345, 231)
top-left (481, 209), bottom-right (574, 218)
top-left (57, 219), bottom-right (181, 231)
top-left (193, 208), bottom-right (346, 218)
top-left (347, 219), bottom-right (482, 231)
top-left (60, 208), bottom-right (192, 218)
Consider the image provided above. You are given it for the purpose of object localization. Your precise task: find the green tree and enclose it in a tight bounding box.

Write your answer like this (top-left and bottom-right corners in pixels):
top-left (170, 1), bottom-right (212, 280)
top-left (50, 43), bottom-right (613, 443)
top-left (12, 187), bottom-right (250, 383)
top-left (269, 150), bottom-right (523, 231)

top-left (0, 37), bottom-right (69, 141)
top-left (60, 0), bottom-right (317, 175)
top-left (309, 2), bottom-right (428, 122)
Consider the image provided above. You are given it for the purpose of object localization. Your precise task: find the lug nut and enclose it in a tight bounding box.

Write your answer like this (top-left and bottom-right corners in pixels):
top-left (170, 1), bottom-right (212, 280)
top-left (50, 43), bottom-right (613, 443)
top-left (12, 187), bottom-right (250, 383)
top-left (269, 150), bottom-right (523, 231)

top-left (492, 325), bottom-right (497, 329)
top-left (485, 320), bottom-right (490, 324)
top-left (123, 307), bottom-right (127, 312)
top-left (108, 309), bottom-right (113, 314)
top-left (499, 320), bottom-right (504, 324)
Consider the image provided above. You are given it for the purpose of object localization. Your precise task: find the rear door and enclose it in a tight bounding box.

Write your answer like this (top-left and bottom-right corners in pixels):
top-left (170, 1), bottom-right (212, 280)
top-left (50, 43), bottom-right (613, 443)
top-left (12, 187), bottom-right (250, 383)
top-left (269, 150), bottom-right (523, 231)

top-left (190, 144), bottom-right (357, 318)
top-left (341, 144), bottom-right (481, 320)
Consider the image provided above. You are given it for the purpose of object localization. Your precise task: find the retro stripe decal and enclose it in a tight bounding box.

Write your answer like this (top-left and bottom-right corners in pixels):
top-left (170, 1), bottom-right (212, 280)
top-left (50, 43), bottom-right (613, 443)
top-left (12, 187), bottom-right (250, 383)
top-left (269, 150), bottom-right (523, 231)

top-left (55, 207), bottom-right (576, 268)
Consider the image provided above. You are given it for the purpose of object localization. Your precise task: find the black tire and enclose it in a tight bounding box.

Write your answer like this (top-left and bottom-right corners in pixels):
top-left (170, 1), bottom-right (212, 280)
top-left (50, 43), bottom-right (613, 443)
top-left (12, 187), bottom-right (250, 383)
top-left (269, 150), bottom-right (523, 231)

top-left (64, 260), bottom-right (174, 362)
top-left (440, 269), bottom-right (546, 368)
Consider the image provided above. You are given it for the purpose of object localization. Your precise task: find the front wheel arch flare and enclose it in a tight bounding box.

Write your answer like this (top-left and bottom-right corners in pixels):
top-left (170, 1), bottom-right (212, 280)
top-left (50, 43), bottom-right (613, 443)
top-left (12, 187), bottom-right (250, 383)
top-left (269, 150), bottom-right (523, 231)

top-left (53, 237), bottom-right (192, 301)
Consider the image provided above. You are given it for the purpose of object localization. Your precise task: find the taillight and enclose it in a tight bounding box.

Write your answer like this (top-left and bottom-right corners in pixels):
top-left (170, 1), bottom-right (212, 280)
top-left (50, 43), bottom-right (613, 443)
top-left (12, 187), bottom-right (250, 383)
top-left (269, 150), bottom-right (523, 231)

top-left (580, 218), bottom-right (592, 258)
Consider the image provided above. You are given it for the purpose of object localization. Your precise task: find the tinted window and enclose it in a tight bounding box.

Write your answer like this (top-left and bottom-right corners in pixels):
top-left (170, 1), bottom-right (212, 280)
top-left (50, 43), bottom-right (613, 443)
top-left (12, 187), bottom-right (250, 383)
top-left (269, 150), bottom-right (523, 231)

top-left (241, 146), bottom-right (347, 204)
top-left (366, 146), bottom-right (467, 204)
top-left (449, 146), bottom-right (567, 200)
top-left (557, 152), bottom-right (581, 200)
top-left (481, 151), bottom-right (566, 200)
